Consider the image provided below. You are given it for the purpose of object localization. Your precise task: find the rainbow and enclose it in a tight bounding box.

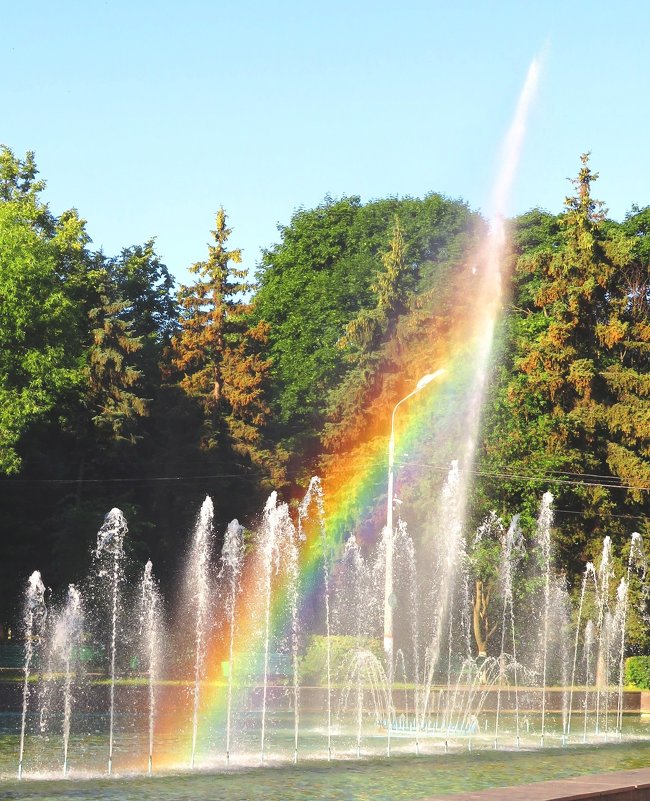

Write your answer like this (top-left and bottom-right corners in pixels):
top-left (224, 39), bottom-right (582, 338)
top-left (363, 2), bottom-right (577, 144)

top-left (152, 53), bottom-right (542, 769)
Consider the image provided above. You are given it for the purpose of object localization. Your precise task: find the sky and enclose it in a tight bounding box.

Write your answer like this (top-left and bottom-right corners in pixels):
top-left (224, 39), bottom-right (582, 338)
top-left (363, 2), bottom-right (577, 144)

top-left (2, 1), bottom-right (649, 284)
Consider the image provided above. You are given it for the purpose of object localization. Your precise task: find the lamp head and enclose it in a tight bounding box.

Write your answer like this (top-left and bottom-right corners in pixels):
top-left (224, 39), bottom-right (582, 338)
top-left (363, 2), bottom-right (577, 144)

top-left (416, 368), bottom-right (445, 390)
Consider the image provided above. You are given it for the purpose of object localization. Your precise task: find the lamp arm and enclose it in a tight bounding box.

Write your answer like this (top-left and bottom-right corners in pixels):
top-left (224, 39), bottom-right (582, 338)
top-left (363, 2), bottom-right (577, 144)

top-left (390, 385), bottom-right (426, 442)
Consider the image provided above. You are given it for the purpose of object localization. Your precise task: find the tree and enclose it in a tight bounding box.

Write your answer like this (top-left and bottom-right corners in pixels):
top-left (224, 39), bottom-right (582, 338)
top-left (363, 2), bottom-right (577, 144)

top-left (338, 216), bottom-right (409, 354)
top-left (85, 269), bottom-right (148, 443)
top-left (468, 513), bottom-right (504, 656)
top-left (111, 240), bottom-right (178, 344)
top-left (598, 206), bottom-right (650, 500)
top-left (170, 210), bottom-right (282, 484)
top-left (172, 210), bottom-right (249, 416)
top-left (323, 216), bottom-right (413, 456)
top-left (0, 148), bottom-right (85, 473)
top-left (477, 155), bottom-right (650, 574)
top-left (255, 193), bottom-right (476, 486)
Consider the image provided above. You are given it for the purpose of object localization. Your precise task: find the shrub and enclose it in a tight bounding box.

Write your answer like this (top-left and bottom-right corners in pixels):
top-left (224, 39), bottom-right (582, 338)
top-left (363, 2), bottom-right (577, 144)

top-left (625, 656), bottom-right (650, 689)
top-left (299, 635), bottom-right (382, 685)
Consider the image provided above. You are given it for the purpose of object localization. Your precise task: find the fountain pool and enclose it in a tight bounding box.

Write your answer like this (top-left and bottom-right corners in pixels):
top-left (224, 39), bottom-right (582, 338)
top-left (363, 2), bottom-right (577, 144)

top-left (4, 724), bottom-right (650, 801)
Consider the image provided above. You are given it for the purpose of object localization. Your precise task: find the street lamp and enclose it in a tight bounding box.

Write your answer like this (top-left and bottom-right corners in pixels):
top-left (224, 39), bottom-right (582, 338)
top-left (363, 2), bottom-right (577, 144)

top-left (383, 369), bottom-right (445, 675)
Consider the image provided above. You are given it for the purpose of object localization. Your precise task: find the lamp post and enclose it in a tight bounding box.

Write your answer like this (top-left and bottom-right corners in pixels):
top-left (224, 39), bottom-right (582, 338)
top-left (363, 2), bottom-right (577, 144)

top-left (383, 369), bottom-right (445, 676)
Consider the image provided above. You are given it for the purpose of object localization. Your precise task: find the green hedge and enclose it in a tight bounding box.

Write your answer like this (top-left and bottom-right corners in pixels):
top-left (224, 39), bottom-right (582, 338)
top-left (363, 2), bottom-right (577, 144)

top-left (625, 656), bottom-right (650, 689)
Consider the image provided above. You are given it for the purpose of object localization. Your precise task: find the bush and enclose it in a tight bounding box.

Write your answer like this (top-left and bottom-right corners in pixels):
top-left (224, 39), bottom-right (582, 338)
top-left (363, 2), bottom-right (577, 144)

top-left (625, 656), bottom-right (650, 689)
top-left (299, 635), bottom-right (382, 686)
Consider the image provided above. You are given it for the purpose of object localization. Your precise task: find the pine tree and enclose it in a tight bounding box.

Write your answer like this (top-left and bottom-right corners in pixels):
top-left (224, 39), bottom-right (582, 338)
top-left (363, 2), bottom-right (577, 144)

top-left (518, 155), bottom-right (649, 495)
top-left (170, 210), bottom-right (282, 482)
top-left (85, 270), bottom-right (148, 442)
top-left (479, 155), bottom-right (650, 567)
top-left (597, 211), bottom-right (650, 501)
top-left (172, 210), bottom-right (249, 417)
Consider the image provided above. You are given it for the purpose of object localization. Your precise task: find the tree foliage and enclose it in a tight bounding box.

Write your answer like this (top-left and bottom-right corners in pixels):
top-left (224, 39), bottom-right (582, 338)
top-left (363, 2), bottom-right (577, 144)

top-left (477, 154), bottom-right (650, 572)
top-left (85, 270), bottom-right (148, 443)
top-left (255, 193), bottom-right (477, 482)
top-left (1, 146), bottom-right (648, 655)
top-left (170, 209), bottom-right (283, 484)
top-left (0, 148), bottom-right (84, 473)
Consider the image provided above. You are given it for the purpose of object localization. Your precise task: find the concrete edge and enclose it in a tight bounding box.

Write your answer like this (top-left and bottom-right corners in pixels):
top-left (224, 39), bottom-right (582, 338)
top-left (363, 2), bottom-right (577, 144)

top-left (420, 767), bottom-right (650, 801)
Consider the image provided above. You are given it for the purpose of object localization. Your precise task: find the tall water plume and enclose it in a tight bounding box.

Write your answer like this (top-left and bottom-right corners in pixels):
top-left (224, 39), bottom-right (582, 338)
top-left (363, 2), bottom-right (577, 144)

top-left (421, 462), bottom-right (465, 725)
top-left (298, 477), bottom-right (333, 758)
top-left (94, 508), bottom-right (127, 776)
top-left (494, 514), bottom-right (523, 748)
top-left (583, 619), bottom-right (595, 743)
top-left (332, 535), bottom-right (375, 756)
top-left (567, 562), bottom-right (597, 738)
top-left (286, 520), bottom-right (301, 763)
top-left (536, 491), bottom-right (553, 745)
top-left (17, 571), bottom-right (47, 780)
top-left (54, 584), bottom-right (83, 777)
top-left (139, 561), bottom-right (162, 775)
top-left (450, 55), bottom-right (541, 544)
top-left (595, 536), bottom-right (613, 735)
top-left (393, 519), bottom-right (420, 751)
top-left (375, 526), bottom-right (395, 755)
top-left (257, 492), bottom-right (295, 763)
top-left (612, 578), bottom-right (628, 737)
top-left (187, 497), bottom-right (214, 769)
top-left (556, 582), bottom-right (572, 742)
top-left (219, 519), bottom-right (244, 767)
top-left (616, 533), bottom-right (646, 732)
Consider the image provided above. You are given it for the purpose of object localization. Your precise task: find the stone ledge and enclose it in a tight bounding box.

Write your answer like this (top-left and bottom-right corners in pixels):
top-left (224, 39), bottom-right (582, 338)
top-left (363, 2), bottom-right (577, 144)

top-left (421, 767), bottom-right (650, 801)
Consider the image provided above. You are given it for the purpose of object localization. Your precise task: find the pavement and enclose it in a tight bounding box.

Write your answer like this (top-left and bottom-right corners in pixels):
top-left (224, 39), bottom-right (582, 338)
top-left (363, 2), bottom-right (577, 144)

top-left (422, 767), bottom-right (650, 801)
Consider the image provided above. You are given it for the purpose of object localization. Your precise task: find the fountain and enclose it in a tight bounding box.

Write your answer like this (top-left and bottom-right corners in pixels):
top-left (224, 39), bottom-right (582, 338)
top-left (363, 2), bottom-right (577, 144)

top-left (8, 473), bottom-right (650, 783)
top-left (4, 50), bottom-right (648, 793)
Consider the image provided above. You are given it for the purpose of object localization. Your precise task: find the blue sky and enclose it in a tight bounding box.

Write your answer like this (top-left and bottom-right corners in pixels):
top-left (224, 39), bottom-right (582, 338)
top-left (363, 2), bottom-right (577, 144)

top-left (2, 1), bottom-right (648, 283)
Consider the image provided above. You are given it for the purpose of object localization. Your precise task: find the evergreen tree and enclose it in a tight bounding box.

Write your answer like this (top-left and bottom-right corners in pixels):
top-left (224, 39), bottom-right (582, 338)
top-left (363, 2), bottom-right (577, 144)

top-left (85, 269), bottom-right (148, 443)
top-left (478, 155), bottom-right (650, 570)
top-left (593, 204), bottom-right (650, 500)
top-left (170, 210), bottom-right (281, 483)
top-left (172, 210), bottom-right (249, 419)
top-left (111, 240), bottom-right (178, 345)
top-left (339, 215), bottom-right (409, 356)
